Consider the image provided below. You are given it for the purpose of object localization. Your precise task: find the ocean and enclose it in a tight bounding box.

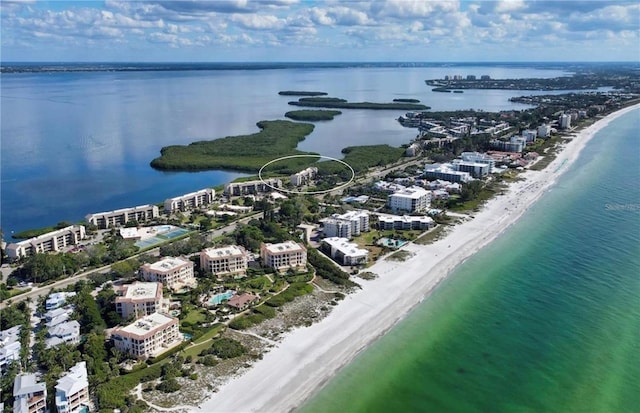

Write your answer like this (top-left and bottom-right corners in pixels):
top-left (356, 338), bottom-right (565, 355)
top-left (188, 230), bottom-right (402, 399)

top-left (300, 109), bottom-right (640, 413)
top-left (2, 63), bottom-right (576, 234)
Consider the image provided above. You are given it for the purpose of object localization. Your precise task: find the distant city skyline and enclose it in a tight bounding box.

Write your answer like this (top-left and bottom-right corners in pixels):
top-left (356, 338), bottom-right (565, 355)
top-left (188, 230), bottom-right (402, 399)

top-left (1, 0), bottom-right (639, 62)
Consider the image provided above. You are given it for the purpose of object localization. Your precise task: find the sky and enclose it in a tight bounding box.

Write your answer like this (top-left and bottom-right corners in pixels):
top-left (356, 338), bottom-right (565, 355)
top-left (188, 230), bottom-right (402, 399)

top-left (1, 0), bottom-right (639, 62)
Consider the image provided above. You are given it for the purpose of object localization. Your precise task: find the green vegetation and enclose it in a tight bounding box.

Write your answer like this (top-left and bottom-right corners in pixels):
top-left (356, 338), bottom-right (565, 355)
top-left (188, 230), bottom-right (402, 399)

top-left (279, 91), bottom-right (328, 96)
top-left (199, 337), bottom-right (246, 359)
top-left (308, 249), bottom-right (359, 288)
top-left (339, 145), bottom-right (405, 173)
top-left (386, 250), bottom-right (414, 262)
top-left (414, 226), bottom-right (447, 245)
top-left (285, 110), bottom-right (342, 121)
top-left (265, 282), bottom-right (313, 307)
top-left (393, 98), bottom-right (421, 103)
top-left (150, 120), bottom-right (318, 172)
top-left (289, 96), bottom-right (429, 110)
top-left (11, 221), bottom-right (73, 239)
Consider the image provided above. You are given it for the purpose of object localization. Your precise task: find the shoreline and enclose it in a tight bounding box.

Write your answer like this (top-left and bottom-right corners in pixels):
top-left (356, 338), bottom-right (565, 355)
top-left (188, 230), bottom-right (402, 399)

top-left (190, 103), bottom-right (640, 413)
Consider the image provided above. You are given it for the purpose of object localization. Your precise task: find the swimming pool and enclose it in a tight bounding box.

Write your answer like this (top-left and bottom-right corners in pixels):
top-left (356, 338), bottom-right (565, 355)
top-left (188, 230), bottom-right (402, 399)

top-left (377, 237), bottom-right (408, 248)
top-left (207, 291), bottom-right (235, 306)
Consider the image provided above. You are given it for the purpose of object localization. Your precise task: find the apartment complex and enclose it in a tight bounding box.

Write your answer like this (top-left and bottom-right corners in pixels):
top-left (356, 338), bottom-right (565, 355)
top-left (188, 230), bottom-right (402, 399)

top-left (115, 282), bottom-right (167, 320)
top-left (559, 113), bottom-right (572, 129)
top-left (140, 257), bottom-right (195, 291)
top-left (164, 188), bottom-right (215, 213)
top-left (85, 204), bottom-right (159, 229)
top-left (260, 241), bottom-right (307, 272)
top-left (424, 164), bottom-right (473, 183)
top-left (200, 245), bottom-right (248, 278)
top-left (291, 167), bottom-right (318, 186)
top-left (537, 123), bottom-right (551, 138)
top-left (321, 237), bottom-right (369, 266)
top-left (111, 313), bottom-right (181, 359)
top-left (55, 362), bottom-right (90, 413)
top-left (452, 161), bottom-right (491, 178)
top-left (6, 225), bottom-right (86, 259)
top-left (13, 374), bottom-right (47, 413)
top-left (45, 292), bottom-right (77, 311)
top-left (46, 320), bottom-right (80, 349)
top-left (460, 152), bottom-right (496, 173)
top-left (224, 178), bottom-right (282, 196)
top-left (321, 210), bottom-right (370, 239)
top-left (378, 214), bottom-right (436, 231)
top-left (388, 186), bottom-right (431, 213)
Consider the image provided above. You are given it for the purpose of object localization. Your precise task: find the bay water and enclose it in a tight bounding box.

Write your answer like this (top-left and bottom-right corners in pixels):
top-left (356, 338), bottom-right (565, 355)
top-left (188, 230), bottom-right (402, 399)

top-left (2, 64), bottom-right (570, 234)
top-left (300, 109), bottom-right (640, 413)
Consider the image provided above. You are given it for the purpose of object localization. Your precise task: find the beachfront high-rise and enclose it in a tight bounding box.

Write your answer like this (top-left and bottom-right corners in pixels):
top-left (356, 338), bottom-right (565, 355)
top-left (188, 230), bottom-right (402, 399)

top-left (200, 245), bottom-right (249, 278)
top-left (260, 241), bottom-right (307, 272)
top-left (388, 186), bottom-right (431, 213)
top-left (140, 257), bottom-right (195, 291)
top-left (111, 312), bottom-right (181, 359)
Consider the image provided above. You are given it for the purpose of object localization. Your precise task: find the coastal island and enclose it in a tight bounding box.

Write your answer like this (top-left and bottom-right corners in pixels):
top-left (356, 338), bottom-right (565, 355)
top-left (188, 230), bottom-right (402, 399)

top-left (278, 90), bottom-right (328, 96)
top-left (284, 109), bottom-right (342, 121)
top-left (289, 96), bottom-right (430, 110)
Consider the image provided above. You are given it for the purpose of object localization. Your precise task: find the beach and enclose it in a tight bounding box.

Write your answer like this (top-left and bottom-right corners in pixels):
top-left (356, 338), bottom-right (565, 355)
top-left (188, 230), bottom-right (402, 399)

top-left (193, 104), bottom-right (640, 413)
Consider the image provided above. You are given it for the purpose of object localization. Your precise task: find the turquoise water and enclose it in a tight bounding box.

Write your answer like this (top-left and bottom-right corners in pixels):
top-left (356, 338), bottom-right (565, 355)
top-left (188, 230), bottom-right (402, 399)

top-left (300, 109), bottom-right (640, 413)
top-left (208, 291), bottom-right (235, 306)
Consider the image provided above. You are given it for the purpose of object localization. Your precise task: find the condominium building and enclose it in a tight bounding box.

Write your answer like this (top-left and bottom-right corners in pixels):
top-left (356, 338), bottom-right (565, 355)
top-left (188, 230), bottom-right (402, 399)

top-left (164, 188), bottom-right (215, 213)
top-left (0, 326), bottom-right (21, 374)
top-left (460, 152), bottom-right (496, 173)
top-left (490, 138), bottom-right (524, 153)
top-left (140, 257), bottom-right (195, 291)
top-left (224, 179), bottom-right (282, 196)
top-left (111, 313), bottom-right (181, 359)
top-left (321, 237), bottom-right (369, 266)
top-left (559, 113), bottom-right (572, 129)
top-left (321, 210), bottom-right (370, 239)
top-left (290, 167), bottom-right (318, 186)
top-left (377, 214), bottom-right (436, 231)
top-left (6, 225), bottom-right (86, 259)
top-left (388, 186), bottom-right (431, 213)
top-left (522, 129), bottom-right (537, 142)
top-left (424, 164), bottom-right (473, 183)
top-left (260, 241), bottom-right (307, 272)
top-left (115, 282), bottom-right (167, 320)
top-left (537, 123), bottom-right (551, 138)
top-left (85, 205), bottom-right (159, 229)
top-left (452, 161), bottom-right (491, 178)
top-left (55, 362), bottom-right (90, 413)
top-left (200, 246), bottom-right (248, 278)
top-left (13, 373), bottom-right (47, 413)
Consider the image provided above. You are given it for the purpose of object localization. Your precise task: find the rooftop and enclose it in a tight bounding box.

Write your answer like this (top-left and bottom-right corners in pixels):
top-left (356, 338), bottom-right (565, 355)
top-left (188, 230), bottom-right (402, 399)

top-left (145, 257), bottom-right (191, 273)
top-left (202, 245), bottom-right (246, 259)
top-left (322, 237), bottom-right (369, 257)
top-left (391, 185), bottom-right (430, 199)
top-left (55, 362), bottom-right (88, 396)
top-left (263, 241), bottom-right (306, 254)
top-left (117, 313), bottom-right (176, 337)
top-left (120, 282), bottom-right (162, 300)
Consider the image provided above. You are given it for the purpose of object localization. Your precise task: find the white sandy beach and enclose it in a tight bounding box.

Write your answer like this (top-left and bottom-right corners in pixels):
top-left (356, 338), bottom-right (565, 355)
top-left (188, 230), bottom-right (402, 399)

top-left (192, 104), bottom-right (640, 413)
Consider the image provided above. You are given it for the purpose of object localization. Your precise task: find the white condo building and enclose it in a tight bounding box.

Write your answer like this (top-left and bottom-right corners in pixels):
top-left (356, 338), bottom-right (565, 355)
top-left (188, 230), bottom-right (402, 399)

top-left (559, 113), bottom-right (572, 129)
top-left (460, 152), bottom-right (496, 173)
top-left (115, 282), bottom-right (167, 320)
top-left (140, 257), bottom-right (195, 291)
top-left (224, 179), bottom-right (282, 196)
top-left (55, 362), bottom-right (90, 413)
top-left (291, 167), bottom-right (318, 186)
top-left (164, 188), bottom-right (215, 213)
top-left (260, 241), bottom-right (307, 272)
top-left (321, 210), bottom-right (370, 239)
top-left (46, 320), bottom-right (80, 349)
top-left (321, 237), bottom-right (368, 266)
top-left (537, 124), bottom-right (551, 138)
top-left (377, 214), bottom-right (436, 231)
top-left (200, 245), bottom-right (249, 278)
top-left (388, 186), bottom-right (431, 213)
top-left (424, 164), bottom-right (473, 183)
top-left (452, 161), bottom-right (491, 178)
top-left (45, 292), bottom-right (77, 311)
top-left (85, 205), bottom-right (159, 229)
top-left (111, 313), bottom-right (181, 359)
top-left (13, 373), bottom-right (47, 413)
top-left (6, 225), bottom-right (86, 259)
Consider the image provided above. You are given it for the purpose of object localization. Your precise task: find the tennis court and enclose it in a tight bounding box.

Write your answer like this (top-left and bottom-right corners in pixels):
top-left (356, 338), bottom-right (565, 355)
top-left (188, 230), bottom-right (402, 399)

top-left (135, 226), bottom-right (191, 249)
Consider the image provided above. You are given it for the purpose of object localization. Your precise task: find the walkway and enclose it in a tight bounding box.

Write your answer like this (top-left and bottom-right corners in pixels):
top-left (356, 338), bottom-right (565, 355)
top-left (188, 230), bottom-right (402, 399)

top-left (232, 330), bottom-right (279, 346)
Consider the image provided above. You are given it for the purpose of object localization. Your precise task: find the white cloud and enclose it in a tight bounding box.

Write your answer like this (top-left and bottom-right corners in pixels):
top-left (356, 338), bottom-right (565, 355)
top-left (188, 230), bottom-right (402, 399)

top-left (230, 14), bottom-right (285, 30)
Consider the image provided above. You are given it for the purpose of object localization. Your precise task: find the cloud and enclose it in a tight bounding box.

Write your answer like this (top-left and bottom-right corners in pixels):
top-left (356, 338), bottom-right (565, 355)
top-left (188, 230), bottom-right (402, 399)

top-left (230, 14), bottom-right (285, 30)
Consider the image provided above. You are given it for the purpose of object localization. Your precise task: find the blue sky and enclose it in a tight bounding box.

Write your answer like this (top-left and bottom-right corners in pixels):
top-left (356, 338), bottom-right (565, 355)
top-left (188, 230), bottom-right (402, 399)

top-left (1, 0), bottom-right (639, 62)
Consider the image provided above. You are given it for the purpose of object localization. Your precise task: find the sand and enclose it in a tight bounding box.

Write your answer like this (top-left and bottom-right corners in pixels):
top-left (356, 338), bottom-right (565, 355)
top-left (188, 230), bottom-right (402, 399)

top-left (192, 104), bottom-right (640, 413)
